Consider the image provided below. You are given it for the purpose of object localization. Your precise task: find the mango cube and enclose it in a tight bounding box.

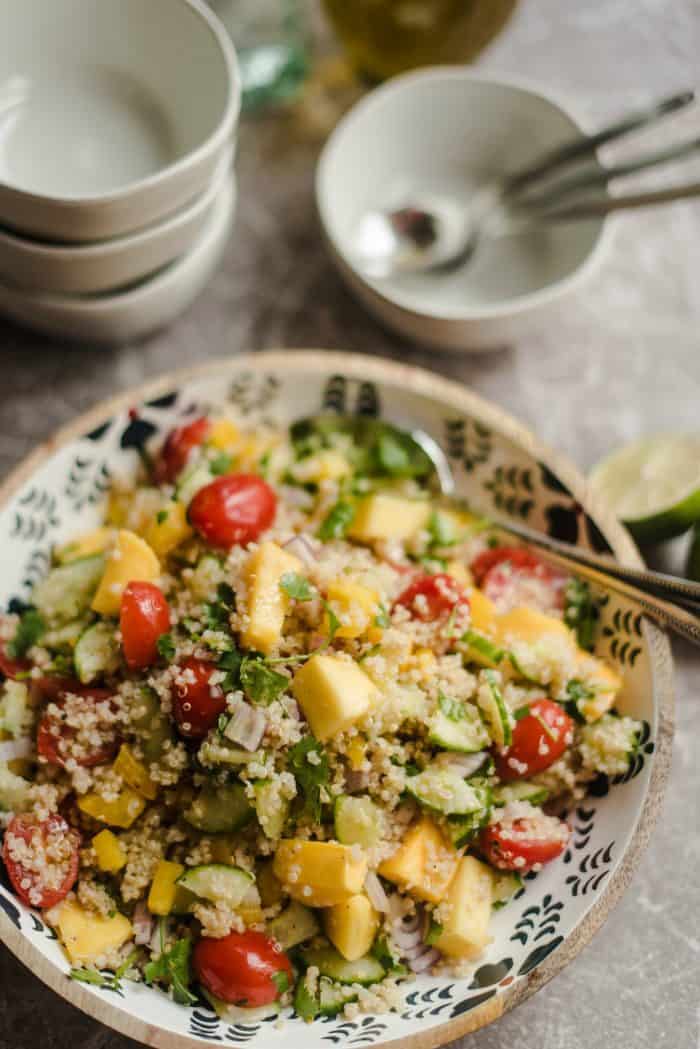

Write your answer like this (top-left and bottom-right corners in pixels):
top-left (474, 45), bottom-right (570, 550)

top-left (273, 840), bottom-right (367, 907)
top-left (55, 528), bottom-right (115, 565)
top-left (576, 652), bottom-right (623, 721)
top-left (379, 816), bottom-right (458, 903)
top-left (241, 542), bottom-right (303, 655)
top-left (92, 829), bottom-right (127, 873)
top-left (55, 899), bottom-right (132, 964)
top-left (324, 579), bottom-right (379, 639)
top-left (445, 560), bottom-right (472, 587)
top-left (208, 419), bottom-right (241, 452)
top-left (469, 588), bottom-right (498, 634)
top-left (113, 743), bottom-right (158, 801)
top-left (435, 856), bottom-right (493, 958)
top-left (348, 494), bottom-right (431, 543)
top-left (324, 894), bottom-right (379, 961)
top-left (493, 606), bottom-right (574, 649)
top-left (78, 788), bottom-right (146, 829)
top-left (144, 501), bottom-right (192, 558)
top-left (148, 860), bottom-right (185, 916)
top-left (91, 530), bottom-right (160, 616)
top-left (292, 450), bottom-right (352, 484)
top-left (292, 654), bottom-right (379, 741)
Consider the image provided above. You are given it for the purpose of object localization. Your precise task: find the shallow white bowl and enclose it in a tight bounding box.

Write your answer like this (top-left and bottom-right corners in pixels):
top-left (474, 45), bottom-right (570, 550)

top-left (0, 175), bottom-right (235, 342)
top-left (0, 0), bottom-right (239, 243)
top-left (316, 69), bottom-right (613, 352)
top-left (0, 150), bottom-right (232, 295)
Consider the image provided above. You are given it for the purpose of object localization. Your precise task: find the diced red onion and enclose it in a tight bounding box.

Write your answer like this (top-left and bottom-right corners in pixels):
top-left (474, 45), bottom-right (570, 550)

top-left (392, 925), bottom-right (424, 951)
top-left (394, 911), bottom-right (424, 935)
top-left (282, 534), bottom-right (319, 565)
top-left (280, 487), bottom-right (315, 510)
top-left (364, 871), bottom-right (391, 913)
top-left (409, 947), bottom-right (441, 973)
top-left (133, 901), bottom-right (154, 946)
top-left (0, 738), bottom-right (33, 762)
top-left (224, 702), bottom-right (266, 751)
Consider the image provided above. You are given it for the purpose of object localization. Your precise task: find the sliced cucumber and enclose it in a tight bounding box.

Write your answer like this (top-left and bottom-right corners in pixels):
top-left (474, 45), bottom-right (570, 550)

top-left (445, 781), bottom-right (492, 847)
top-left (184, 781), bottom-right (253, 834)
top-left (294, 975), bottom-right (321, 1022)
top-left (334, 795), bottom-right (384, 849)
top-left (406, 767), bottom-right (484, 816)
top-left (0, 761), bottom-right (30, 812)
top-left (476, 670), bottom-right (512, 748)
top-left (301, 946), bottom-right (385, 986)
top-left (199, 741), bottom-right (268, 767)
top-left (177, 864), bottom-right (254, 907)
top-left (428, 696), bottom-right (490, 754)
top-left (461, 629), bottom-right (505, 669)
top-left (176, 462), bottom-right (214, 506)
top-left (33, 554), bottom-right (105, 625)
top-left (42, 618), bottom-right (87, 651)
top-left (74, 622), bottom-right (121, 683)
top-left (130, 688), bottom-right (174, 765)
top-left (268, 900), bottom-right (319, 950)
top-left (492, 872), bottom-right (523, 909)
top-left (254, 780), bottom-right (289, 840)
top-left (493, 781), bottom-right (550, 806)
top-left (0, 681), bottom-right (30, 737)
top-left (319, 979), bottom-right (359, 1017)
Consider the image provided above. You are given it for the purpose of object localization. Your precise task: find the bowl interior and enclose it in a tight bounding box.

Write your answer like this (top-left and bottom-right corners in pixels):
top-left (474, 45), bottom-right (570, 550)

top-left (317, 71), bottom-right (606, 317)
top-left (0, 0), bottom-right (232, 200)
top-left (0, 353), bottom-right (670, 1048)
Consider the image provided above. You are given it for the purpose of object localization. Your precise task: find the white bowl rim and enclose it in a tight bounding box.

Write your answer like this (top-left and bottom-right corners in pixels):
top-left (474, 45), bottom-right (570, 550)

top-left (0, 149), bottom-right (232, 263)
top-left (0, 0), bottom-right (240, 208)
top-left (316, 66), bottom-right (615, 320)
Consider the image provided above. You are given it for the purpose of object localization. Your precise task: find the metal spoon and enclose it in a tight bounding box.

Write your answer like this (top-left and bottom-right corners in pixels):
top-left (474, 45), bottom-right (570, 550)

top-left (353, 89), bottom-right (698, 278)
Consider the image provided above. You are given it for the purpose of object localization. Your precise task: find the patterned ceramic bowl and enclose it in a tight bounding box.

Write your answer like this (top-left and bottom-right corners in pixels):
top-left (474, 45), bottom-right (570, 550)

top-left (0, 352), bottom-right (673, 1049)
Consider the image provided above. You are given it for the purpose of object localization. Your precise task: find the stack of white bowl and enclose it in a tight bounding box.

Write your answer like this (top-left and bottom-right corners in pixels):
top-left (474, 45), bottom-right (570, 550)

top-left (0, 0), bottom-right (240, 343)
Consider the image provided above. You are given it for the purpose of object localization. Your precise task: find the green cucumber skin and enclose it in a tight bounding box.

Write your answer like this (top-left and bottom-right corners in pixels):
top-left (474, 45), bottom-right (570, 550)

top-left (184, 783), bottom-right (253, 834)
top-left (301, 947), bottom-right (385, 986)
top-left (428, 710), bottom-right (490, 754)
top-left (176, 864), bottom-right (253, 906)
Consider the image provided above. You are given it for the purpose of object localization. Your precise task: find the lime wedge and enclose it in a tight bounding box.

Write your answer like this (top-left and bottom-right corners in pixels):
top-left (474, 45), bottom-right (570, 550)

top-left (589, 435), bottom-right (700, 544)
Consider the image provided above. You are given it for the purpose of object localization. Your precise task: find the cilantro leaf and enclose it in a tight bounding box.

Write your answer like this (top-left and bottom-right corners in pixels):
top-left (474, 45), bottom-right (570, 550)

top-left (156, 509), bottom-right (169, 525)
top-left (271, 970), bottom-right (290, 996)
top-left (288, 736), bottom-right (330, 822)
top-left (562, 679), bottom-right (594, 723)
top-left (322, 601), bottom-right (341, 643)
top-left (7, 608), bottom-right (45, 660)
top-left (204, 582), bottom-right (236, 632)
top-left (218, 647), bottom-right (243, 691)
top-left (157, 633), bottom-right (176, 661)
top-left (280, 572), bottom-right (315, 602)
top-left (210, 452), bottom-right (233, 476)
top-left (372, 934), bottom-right (408, 976)
top-left (144, 935), bottom-right (197, 1006)
top-left (240, 658), bottom-right (289, 705)
top-left (319, 500), bottom-right (355, 541)
top-left (564, 578), bottom-right (597, 651)
top-left (513, 704), bottom-right (531, 721)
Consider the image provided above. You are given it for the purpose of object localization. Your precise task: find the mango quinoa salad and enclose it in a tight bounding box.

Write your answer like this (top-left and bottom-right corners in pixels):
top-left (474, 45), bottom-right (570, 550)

top-left (0, 413), bottom-right (643, 1019)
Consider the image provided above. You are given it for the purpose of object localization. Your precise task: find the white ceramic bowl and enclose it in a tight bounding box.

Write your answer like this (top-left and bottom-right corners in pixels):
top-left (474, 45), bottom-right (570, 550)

top-left (316, 69), bottom-right (613, 352)
top-left (0, 0), bottom-right (239, 243)
top-left (0, 175), bottom-right (235, 342)
top-left (0, 150), bottom-right (232, 295)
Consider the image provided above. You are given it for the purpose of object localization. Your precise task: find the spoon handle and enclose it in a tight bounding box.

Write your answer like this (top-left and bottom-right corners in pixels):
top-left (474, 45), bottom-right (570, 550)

top-left (532, 179), bottom-right (700, 221)
top-left (502, 89), bottom-right (695, 195)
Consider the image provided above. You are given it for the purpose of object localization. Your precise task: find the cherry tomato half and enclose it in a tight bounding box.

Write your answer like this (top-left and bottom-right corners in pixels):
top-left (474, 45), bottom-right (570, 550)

top-left (480, 815), bottom-right (570, 872)
top-left (471, 546), bottom-right (568, 615)
top-left (394, 572), bottom-right (470, 623)
top-left (193, 930), bottom-right (293, 1007)
top-left (153, 416), bottom-right (211, 485)
top-left (188, 474), bottom-right (276, 549)
top-left (120, 582), bottom-right (171, 670)
top-left (495, 698), bottom-right (574, 781)
top-left (2, 814), bottom-right (80, 909)
top-left (0, 643), bottom-right (29, 681)
top-left (37, 688), bottom-right (119, 768)
top-left (172, 657), bottom-right (226, 739)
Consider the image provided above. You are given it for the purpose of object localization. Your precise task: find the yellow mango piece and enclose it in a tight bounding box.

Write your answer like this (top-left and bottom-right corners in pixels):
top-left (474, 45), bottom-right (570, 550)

top-left (348, 493), bottom-right (431, 543)
top-left (91, 530), bottom-right (160, 616)
top-left (435, 856), bottom-right (493, 959)
top-left (292, 654), bottom-right (379, 741)
top-left (144, 501), bottom-right (192, 558)
top-left (55, 899), bottom-right (132, 964)
top-left (273, 840), bottom-right (367, 907)
top-left (292, 450), bottom-right (352, 484)
top-left (148, 860), bottom-right (185, 916)
top-left (493, 606), bottom-right (574, 649)
top-left (324, 894), bottom-right (379, 961)
top-left (113, 744), bottom-right (158, 801)
top-left (78, 788), bottom-right (146, 829)
top-left (346, 736), bottom-right (367, 771)
top-left (241, 541), bottom-right (303, 655)
top-left (92, 829), bottom-right (127, 873)
top-left (55, 528), bottom-right (115, 565)
top-left (445, 560), bottom-right (472, 587)
top-left (324, 579), bottom-right (379, 639)
top-left (379, 816), bottom-right (458, 903)
top-left (576, 651), bottom-right (623, 721)
top-left (469, 588), bottom-right (497, 634)
top-left (208, 419), bottom-right (241, 452)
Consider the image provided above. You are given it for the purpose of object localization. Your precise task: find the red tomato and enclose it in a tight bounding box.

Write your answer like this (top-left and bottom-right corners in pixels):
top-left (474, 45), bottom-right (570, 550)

top-left (154, 416), bottom-right (211, 485)
top-left (188, 474), bottom-right (276, 549)
top-left (0, 643), bottom-right (30, 680)
top-left (394, 572), bottom-right (470, 623)
top-left (471, 546), bottom-right (568, 615)
top-left (2, 814), bottom-right (80, 909)
top-left (120, 582), bottom-right (171, 670)
top-left (495, 698), bottom-right (574, 781)
top-left (480, 815), bottom-right (570, 872)
top-left (193, 931), bottom-right (293, 1007)
top-left (37, 688), bottom-right (119, 768)
top-left (0, 632), bottom-right (80, 697)
top-left (172, 657), bottom-right (226, 739)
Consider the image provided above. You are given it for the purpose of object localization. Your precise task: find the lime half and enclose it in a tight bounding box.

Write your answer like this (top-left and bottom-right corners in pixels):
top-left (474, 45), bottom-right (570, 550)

top-left (589, 435), bottom-right (700, 544)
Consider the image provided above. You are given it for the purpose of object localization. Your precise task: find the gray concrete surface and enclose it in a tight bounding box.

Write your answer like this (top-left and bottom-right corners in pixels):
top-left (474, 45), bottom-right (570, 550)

top-left (1, 2), bottom-right (698, 1047)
